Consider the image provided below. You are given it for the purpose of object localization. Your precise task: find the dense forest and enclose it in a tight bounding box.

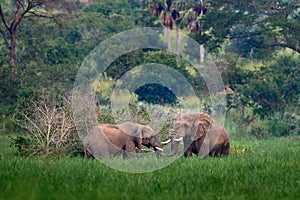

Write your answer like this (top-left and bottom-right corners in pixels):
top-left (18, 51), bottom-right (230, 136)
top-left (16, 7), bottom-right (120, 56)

top-left (0, 0), bottom-right (299, 156)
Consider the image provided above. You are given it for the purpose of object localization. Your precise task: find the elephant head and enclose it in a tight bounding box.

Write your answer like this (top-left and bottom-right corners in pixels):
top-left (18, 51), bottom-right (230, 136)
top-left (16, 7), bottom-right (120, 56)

top-left (162, 113), bottom-right (230, 157)
top-left (139, 125), bottom-right (163, 156)
top-left (162, 113), bottom-right (211, 156)
top-left (119, 122), bottom-right (163, 156)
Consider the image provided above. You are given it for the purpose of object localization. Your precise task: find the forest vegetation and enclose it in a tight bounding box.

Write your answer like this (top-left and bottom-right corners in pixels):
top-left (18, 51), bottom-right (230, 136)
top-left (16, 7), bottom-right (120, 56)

top-left (0, 1), bottom-right (299, 199)
top-left (0, 0), bottom-right (299, 155)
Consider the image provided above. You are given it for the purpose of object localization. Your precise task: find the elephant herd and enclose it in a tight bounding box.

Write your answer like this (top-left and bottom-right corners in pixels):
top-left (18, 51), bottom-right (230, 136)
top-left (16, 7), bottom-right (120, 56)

top-left (83, 113), bottom-right (230, 159)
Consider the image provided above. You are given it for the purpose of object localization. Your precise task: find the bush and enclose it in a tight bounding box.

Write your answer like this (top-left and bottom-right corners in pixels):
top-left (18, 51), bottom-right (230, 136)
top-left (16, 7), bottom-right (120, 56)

top-left (12, 94), bottom-right (82, 157)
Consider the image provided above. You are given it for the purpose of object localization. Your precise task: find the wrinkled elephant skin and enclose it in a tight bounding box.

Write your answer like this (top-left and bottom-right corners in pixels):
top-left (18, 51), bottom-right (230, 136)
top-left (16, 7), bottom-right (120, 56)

top-left (83, 122), bottom-right (162, 159)
top-left (168, 113), bottom-right (230, 157)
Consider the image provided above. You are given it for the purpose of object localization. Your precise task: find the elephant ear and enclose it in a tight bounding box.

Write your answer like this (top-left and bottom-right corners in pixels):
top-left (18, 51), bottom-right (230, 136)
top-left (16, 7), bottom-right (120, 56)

top-left (140, 125), bottom-right (153, 138)
top-left (119, 122), bottom-right (143, 149)
top-left (118, 122), bottom-right (137, 135)
top-left (191, 114), bottom-right (212, 141)
top-left (134, 124), bottom-right (143, 149)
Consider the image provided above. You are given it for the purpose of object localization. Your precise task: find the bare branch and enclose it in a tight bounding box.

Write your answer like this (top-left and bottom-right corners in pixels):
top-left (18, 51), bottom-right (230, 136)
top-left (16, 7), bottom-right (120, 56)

top-left (27, 10), bottom-right (65, 23)
top-left (271, 42), bottom-right (300, 54)
top-left (11, 0), bottom-right (35, 31)
top-left (13, 93), bottom-right (80, 155)
top-left (0, 4), bottom-right (11, 32)
top-left (10, 0), bottom-right (22, 31)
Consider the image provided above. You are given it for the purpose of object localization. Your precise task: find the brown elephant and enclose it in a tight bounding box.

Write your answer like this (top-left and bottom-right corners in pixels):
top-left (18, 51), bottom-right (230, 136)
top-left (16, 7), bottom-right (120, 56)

top-left (161, 113), bottom-right (230, 157)
top-left (83, 122), bottom-right (163, 159)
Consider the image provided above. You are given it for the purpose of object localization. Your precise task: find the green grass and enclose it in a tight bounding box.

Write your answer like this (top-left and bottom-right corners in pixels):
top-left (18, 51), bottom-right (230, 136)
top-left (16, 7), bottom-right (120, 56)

top-left (1, 136), bottom-right (300, 200)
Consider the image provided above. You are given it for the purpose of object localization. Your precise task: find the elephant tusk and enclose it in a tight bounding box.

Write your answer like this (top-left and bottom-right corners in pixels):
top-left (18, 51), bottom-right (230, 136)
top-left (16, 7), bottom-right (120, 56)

top-left (154, 147), bottom-right (164, 152)
top-left (140, 148), bottom-right (155, 152)
top-left (161, 138), bottom-right (171, 145)
top-left (174, 137), bottom-right (183, 142)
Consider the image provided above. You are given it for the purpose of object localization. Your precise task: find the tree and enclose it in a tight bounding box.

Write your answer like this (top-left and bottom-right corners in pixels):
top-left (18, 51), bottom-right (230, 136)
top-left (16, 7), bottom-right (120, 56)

top-left (223, 0), bottom-right (300, 57)
top-left (0, 0), bottom-right (69, 74)
top-left (146, 0), bottom-right (176, 51)
top-left (239, 50), bottom-right (300, 118)
top-left (12, 93), bottom-right (80, 156)
top-left (156, 0), bottom-right (299, 58)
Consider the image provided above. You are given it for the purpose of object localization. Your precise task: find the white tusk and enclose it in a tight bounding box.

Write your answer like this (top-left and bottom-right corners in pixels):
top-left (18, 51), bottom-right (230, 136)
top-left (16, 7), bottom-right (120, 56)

top-left (140, 148), bottom-right (155, 152)
top-left (161, 138), bottom-right (171, 145)
top-left (174, 137), bottom-right (183, 142)
top-left (154, 147), bottom-right (164, 152)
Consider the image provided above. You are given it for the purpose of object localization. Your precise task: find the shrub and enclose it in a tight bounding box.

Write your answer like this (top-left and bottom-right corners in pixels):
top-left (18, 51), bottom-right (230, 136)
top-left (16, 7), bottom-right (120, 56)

top-left (11, 94), bottom-right (81, 157)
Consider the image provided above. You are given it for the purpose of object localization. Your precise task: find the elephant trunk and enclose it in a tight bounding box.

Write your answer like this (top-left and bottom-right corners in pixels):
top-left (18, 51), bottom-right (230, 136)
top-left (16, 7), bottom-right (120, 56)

top-left (155, 147), bottom-right (163, 157)
top-left (169, 126), bottom-right (181, 156)
top-left (153, 142), bottom-right (163, 157)
top-left (170, 138), bottom-right (180, 156)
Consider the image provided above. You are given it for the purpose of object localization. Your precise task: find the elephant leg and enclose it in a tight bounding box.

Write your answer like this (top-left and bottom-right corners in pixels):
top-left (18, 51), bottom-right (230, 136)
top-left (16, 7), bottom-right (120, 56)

top-left (124, 141), bottom-right (137, 158)
top-left (84, 144), bottom-right (94, 159)
top-left (184, 148), bottom-right (193, 157)
top-left (221, 140), bottom-right (230, 156)
top-left (83, 143), bottom-right (88, 157)
top-left (183, 137), bottom-right (193, 156)
top-left (184, 141), bottom-right (200, 157)
top-left (209, 140), bottom-right (230, 156)
top-left (209, 144), bottom-right (219, 156)
top-left (191, 139), bottom-right (202, 155)
top-left (198, 141), bottom-right (210, 158)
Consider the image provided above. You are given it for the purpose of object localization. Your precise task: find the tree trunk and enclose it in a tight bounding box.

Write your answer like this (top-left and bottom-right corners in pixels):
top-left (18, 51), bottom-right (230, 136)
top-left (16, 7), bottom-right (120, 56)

top-left (175, 26), bottom-right (180, 61)
top-left (10, 32), bottom-right (17, 74)
top-left (200, 44), bottom-right (205, 64)
top-left (1, 1), bottom-right (63, 75)
top-left (167, 28), bottom-right (171, 51)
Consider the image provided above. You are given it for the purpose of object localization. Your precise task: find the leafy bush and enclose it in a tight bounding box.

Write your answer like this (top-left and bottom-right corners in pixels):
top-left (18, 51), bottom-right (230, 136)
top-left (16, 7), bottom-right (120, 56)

top-left (9, 135), bottom-right (36, 156)
top-left (237, 50), bottom-right (299, 118)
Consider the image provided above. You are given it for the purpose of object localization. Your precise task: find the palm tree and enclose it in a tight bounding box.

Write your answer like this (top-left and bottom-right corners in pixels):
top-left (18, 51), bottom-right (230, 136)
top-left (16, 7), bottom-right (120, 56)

top-left (146, 0), bottom-right (174, 51)
top-left (172, 9), bottom-right (180, 61)
top-left (146, 0), bottom-right (209, 63)
top-left (178, 0), bottom-right (208, 64)
top-left (172, 0), bottom-right (197, 61)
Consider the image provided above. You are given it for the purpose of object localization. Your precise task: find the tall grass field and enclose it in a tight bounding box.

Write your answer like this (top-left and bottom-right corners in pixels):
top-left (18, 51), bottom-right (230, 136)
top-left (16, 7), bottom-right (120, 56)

top-left (1, 136), bottom-right (300, 200)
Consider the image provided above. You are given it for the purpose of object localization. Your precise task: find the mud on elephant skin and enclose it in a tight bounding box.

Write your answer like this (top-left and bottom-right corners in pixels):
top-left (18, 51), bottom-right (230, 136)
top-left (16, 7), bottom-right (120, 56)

top-left (162, 113), bottom-right (230, 157)
top-left (83, 122), bottom-right (163, 159)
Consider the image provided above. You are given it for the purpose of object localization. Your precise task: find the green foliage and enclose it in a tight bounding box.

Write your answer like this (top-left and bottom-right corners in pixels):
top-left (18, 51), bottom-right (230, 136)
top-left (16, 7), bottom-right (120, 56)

top-left (94, 77), bottom-right (116, 104)
top-left (267, 116), bottom-right (298, 137)
top-left (9, 135), bottom-right (34, 156)
top-left (0, 60), bottom-right (19, 134)
top-left (10, 133), bottom-right (83, 157)
top-left (0, 0), bottom-right (299, 142)
top-left (225, 107), bottom-right (299, 140)
top-left (135, 83), bottom-right (178, 104)
top-left (103, 49), bottom-right (209, 104)
top-left (0, 0), bottom-right (146, 134)
top-left (238, 50), bottom-right (299, 118)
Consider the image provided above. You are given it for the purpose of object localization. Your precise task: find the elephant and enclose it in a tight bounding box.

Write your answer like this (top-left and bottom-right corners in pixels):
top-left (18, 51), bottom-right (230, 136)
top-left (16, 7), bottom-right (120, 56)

top-left (161, 113), bottom-right (230, 157)
top-left (83, 122), bottom-right (163, 159)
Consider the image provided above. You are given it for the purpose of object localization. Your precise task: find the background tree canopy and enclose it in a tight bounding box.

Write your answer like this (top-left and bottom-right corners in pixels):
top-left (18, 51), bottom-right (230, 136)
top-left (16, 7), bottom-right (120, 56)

top-left (0, 0), bottom-right (299, 139)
